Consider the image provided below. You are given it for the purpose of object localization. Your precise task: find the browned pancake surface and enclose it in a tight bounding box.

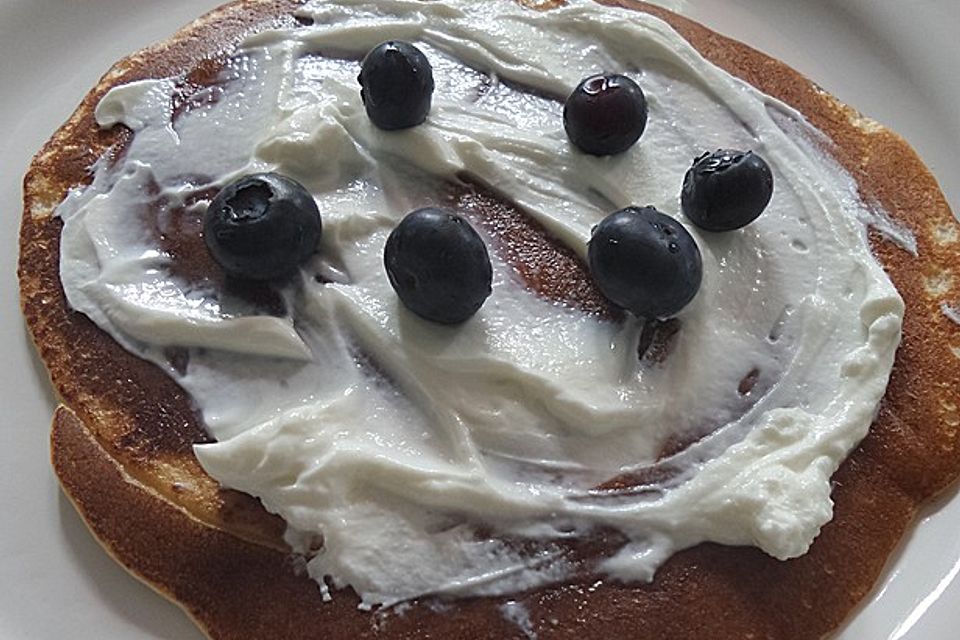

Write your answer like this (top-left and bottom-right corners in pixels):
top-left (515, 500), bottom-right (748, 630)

top-left (19, 1), bottom-right (960, 638)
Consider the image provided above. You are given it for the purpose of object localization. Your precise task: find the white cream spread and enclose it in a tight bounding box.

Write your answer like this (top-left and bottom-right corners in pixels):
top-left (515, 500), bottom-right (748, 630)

top-left (57, 0), bottom-right (904, 608)
top-left (943, 302), bottom-right (960, 326)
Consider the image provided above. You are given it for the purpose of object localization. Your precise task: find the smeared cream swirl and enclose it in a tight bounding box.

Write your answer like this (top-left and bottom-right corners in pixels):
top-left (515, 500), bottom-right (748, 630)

top-left (58, 0), bottom-right (903, 608)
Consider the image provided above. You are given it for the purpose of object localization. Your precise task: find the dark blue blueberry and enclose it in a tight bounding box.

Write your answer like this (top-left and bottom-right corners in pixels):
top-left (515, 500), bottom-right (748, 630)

top-left (358, 41), bottom-right (434, 130)
top-left (203, 173), bottom-right (321, 281)
top-left (384, 207), bottom-right (492, 324)
top-left (681, 149), bottom-right (774, 231)
top-left (588, 206), bottom-right (702, 319)
top-left (563, 73), bottom-right (648, 156)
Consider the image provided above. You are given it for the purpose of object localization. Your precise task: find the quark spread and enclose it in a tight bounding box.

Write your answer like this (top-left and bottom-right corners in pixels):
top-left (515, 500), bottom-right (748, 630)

top-left (57, 0), bottom-right (905, 608)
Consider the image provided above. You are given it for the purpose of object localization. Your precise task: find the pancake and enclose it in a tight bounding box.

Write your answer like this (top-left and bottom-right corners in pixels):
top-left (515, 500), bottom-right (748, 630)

top-left (18, 0), bottom-right (960, 638)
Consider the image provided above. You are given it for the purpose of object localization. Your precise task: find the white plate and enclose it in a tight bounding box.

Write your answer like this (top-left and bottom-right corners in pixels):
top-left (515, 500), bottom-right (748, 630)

top-left (1, 1), bottom-right (957, 638)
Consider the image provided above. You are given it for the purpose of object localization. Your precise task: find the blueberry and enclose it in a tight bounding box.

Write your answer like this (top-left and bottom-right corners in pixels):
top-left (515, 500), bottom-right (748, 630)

top-left (681, 149), bottom-right (774, 231)
top-left (203, 173), bottom-right (321, 281)
top-left (384, 207), bottom-right (492, 324)
top-left (358, 41), bottom-right (434, 130)
top-left (563, 73), bottom-right (648, 156)
top-left (588, 206), bottom-right (702, 319)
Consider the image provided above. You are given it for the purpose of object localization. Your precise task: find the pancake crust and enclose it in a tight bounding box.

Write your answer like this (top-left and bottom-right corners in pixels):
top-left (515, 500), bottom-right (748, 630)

top-left (19, 1), bottom-right (960, 638)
